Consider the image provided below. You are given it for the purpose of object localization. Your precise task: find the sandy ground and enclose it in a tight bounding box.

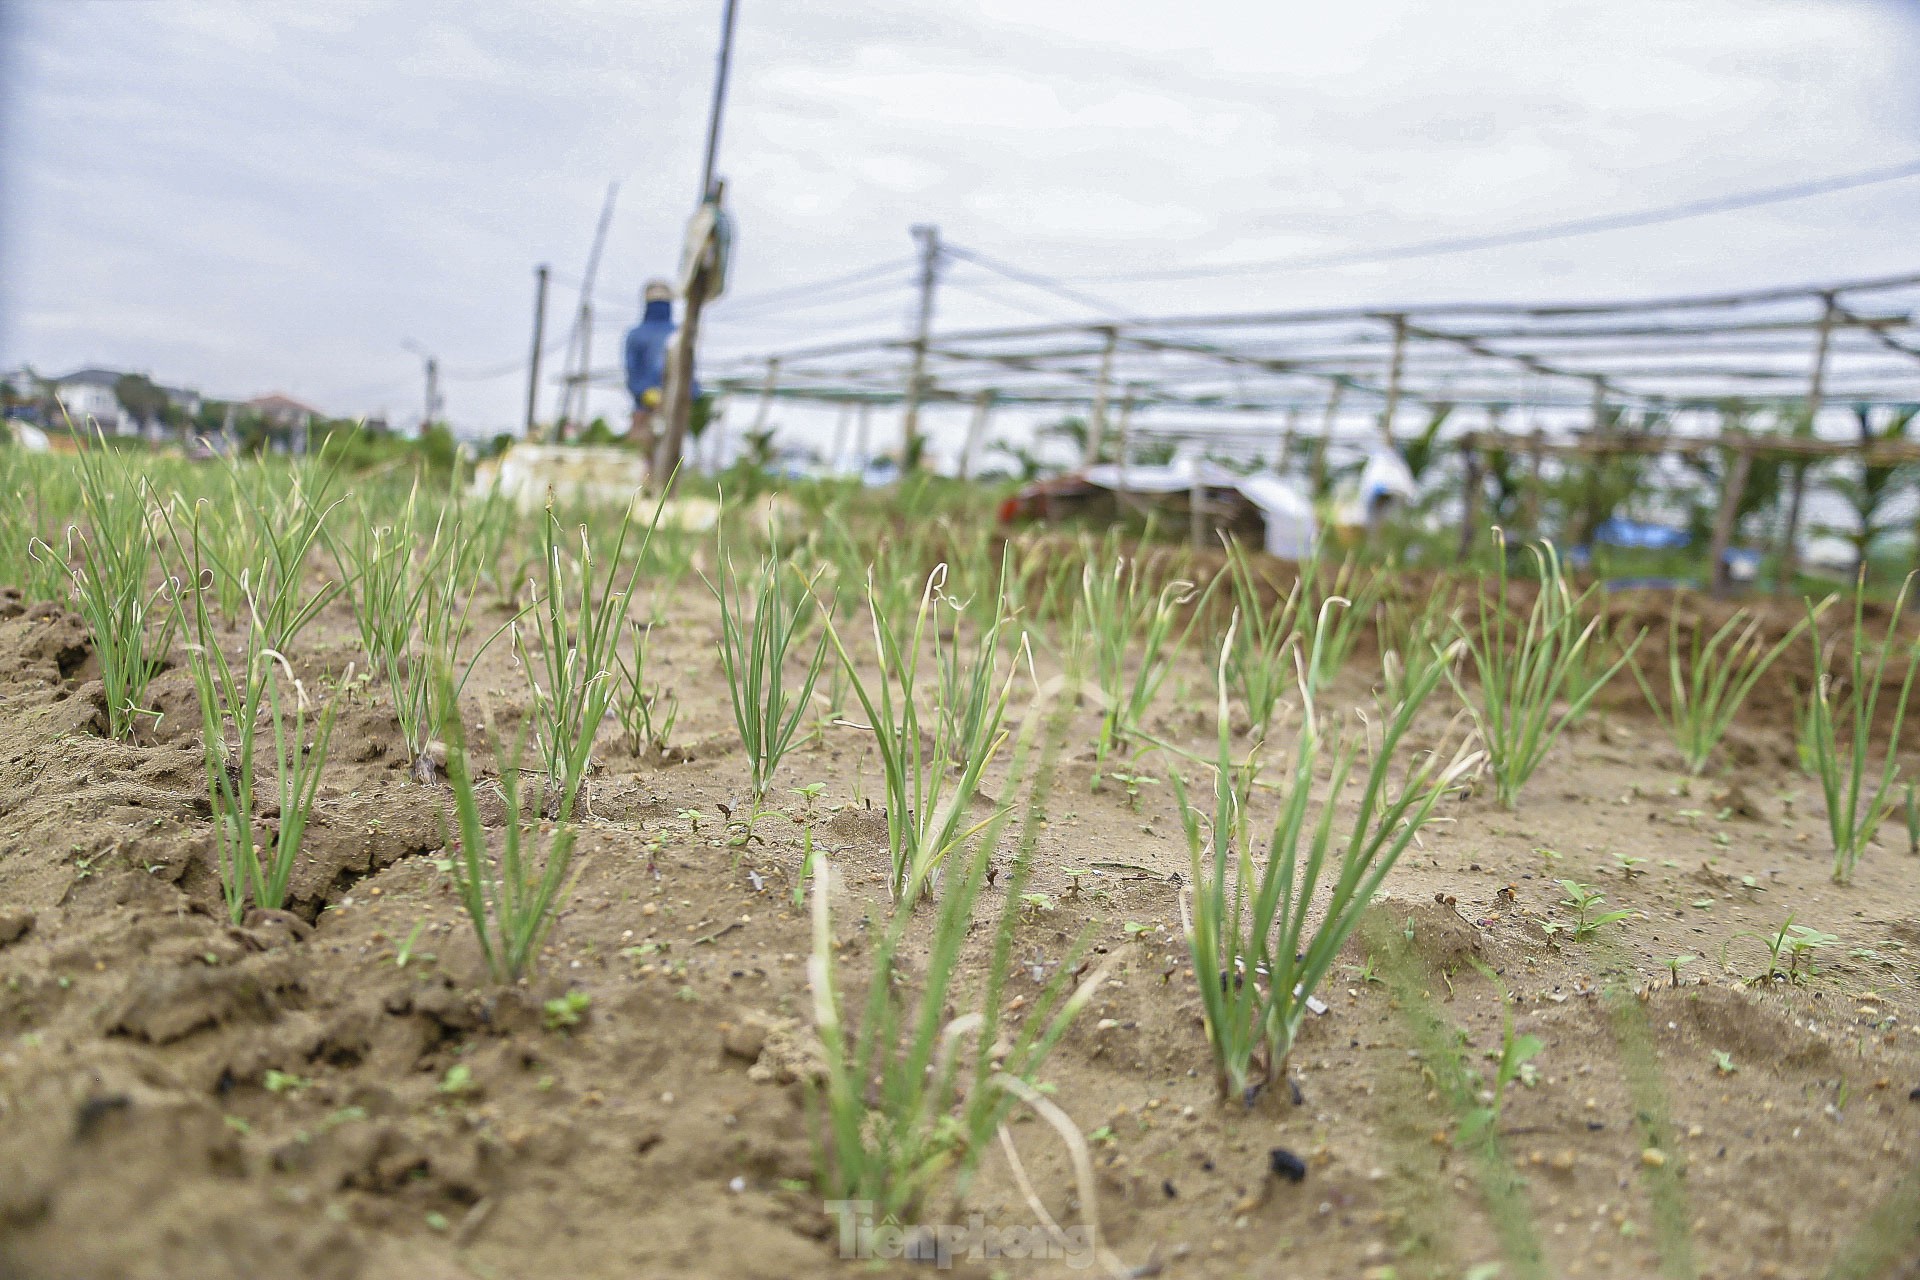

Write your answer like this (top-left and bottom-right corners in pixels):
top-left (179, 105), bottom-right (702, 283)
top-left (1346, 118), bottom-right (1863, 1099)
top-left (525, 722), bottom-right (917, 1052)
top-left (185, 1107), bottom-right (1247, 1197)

top-left (1, 563), bottom-right (1919, 1280)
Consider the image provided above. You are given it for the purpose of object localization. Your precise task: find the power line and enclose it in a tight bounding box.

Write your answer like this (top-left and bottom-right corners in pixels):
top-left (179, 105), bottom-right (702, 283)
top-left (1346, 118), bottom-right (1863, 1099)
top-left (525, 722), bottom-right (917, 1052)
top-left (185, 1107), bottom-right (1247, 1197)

top-left (1061, 155), bottom-right (1920, 283)
top-left (715, 269), bottom-right (915, 321)
top-left (440, 332), bottom-right (570, 382)
top-left (716, 255), bottom-right (919, 311)
top-left (941, 266), bottom-right (1093, 323)
top-left (941, 242), bottom-right (1133, 318)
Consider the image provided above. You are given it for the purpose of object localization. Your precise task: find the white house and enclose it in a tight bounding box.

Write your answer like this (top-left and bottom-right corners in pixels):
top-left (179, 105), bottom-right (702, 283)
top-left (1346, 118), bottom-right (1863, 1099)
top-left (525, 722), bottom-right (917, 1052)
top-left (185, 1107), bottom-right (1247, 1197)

top-left (50, 369), bottom-right (127, 433)
top-left (45, 368), bottom-right (202, 438)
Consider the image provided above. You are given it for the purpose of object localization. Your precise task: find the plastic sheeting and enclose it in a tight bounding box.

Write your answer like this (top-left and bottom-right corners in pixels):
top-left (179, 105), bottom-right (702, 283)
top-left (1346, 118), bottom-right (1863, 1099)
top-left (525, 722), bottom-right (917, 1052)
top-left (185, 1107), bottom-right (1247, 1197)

top-left (1078, 457), bottom-right (1317, 560)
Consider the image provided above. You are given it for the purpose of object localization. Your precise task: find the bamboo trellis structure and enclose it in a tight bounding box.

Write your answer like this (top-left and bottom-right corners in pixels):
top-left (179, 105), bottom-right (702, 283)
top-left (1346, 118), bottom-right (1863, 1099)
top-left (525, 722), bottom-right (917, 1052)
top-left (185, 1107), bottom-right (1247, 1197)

top-left (684, 268), bottom-right (1920, 595)
top-left (700, 269), bottom-right (1920, 423)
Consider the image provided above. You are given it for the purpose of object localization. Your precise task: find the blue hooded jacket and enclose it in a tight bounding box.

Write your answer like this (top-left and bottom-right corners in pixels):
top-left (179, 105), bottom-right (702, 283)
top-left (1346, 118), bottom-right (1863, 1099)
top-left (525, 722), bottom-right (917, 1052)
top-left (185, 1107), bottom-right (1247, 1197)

top-left (624, 299), bottom-right (676, 402)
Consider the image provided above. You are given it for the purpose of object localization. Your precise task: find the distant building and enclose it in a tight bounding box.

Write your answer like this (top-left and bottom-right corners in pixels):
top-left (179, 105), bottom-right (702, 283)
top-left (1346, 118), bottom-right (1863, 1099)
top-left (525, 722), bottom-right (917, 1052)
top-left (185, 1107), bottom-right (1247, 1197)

top-left (243, 393), bottom-right (323, 453)
top-left (244, 393), bottom-right (321, 431)
top-left (49, 369), bottom-right (124, 432)
top-left (42, 367), bottom-right (202, 438)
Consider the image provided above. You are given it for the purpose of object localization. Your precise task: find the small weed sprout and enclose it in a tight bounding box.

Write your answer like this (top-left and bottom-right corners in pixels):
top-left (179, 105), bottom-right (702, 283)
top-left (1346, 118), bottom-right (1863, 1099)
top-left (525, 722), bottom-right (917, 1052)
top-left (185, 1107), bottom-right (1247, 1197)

top-left (1556, 880), bottom-right (1634, 941)
top-left (1746, 915), bottom-right (1836, 983)
top-left (1906, 782), bottom-right (1920, 856)
top-left (1454, 537), bottom-right (1640, 807)
top-left (262, 1070), bottom-right (309, 1095)
top-left (790, 782), bottom-right (827, 908)
top-left (1108, 768), bottom-right (1158, 812)
top-left (543, 991), bottom-right (591, 1031)
top-left (395, 920), bottom-right (427, 968)
top-left (1783, 923), bottom-right (1838, 977)
top-left (1459, 962), bottom-right (1542, 1144)
top-left (1631, 601), bottom-right (1821, 776)
top-left (1712, 1050), bottom-right (1737, 1075)
top-left (1803, 576), bottom-right (1919, 883)
top-left (1176, 608), bottom-right (1479, 1104)
top-left (1665, 955), bottom-right (1696, 988)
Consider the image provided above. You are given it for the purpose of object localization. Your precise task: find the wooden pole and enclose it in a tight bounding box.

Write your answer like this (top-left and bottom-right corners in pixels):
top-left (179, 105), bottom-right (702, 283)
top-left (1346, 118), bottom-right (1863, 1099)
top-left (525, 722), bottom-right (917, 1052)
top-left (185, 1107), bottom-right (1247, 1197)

top-left (1379, 314), bottom-right (1407, 446)
top-left (1775, 291), bottom-right (1838, 596)
top-left (523, 264), bottom-right (549, 437)
top-left (900, 223), bottom-right (941, 468)
top-left (655, 0), bottom-right (737, 484)
top-left (1708, 435), bottom-right (1753, 598)
top-left (1313, 378), bottom-right (1345, 500)
top-left (959, 388), bottom-right (995, 480)
top-left (653, 275), bottom-right (707, 485)
top-left (854, 401), bottom-right (871, 472)
top-left (1523, 428), bottom-right (1545, 537)
top-left (1457, 438), bottom-right (1484, 561)
top-left (1081, 326), bottom-right (1119, 466)
top-left (1569, 376), bottom-right (1608, 548)
top-left (1276, 403), bottom-right (1300, 472)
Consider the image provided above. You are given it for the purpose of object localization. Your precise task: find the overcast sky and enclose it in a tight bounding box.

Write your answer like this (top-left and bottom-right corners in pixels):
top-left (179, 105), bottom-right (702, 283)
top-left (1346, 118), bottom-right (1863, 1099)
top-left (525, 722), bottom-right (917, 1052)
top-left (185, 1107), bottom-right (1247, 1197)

top-left (4, 0), bottom-right (1919, 445)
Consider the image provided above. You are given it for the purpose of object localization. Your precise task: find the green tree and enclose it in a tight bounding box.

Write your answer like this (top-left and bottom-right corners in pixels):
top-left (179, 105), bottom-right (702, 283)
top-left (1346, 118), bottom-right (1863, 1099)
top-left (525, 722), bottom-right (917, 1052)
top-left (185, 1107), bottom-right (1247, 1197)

top-left (1398, 401), bottom-right (1454, 485)
top-left (113, 373), bottom-right (169, 429)
top-left (1826, 403), bottom-right (1918, 567)
top-left (1680, 402), bottom-right (1785, 545)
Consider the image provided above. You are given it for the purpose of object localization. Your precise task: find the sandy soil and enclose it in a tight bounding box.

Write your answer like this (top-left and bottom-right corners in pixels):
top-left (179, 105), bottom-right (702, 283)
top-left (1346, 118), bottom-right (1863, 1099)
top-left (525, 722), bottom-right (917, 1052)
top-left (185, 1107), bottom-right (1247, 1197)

top-left (1, 560), bottom-right (1919, 1280)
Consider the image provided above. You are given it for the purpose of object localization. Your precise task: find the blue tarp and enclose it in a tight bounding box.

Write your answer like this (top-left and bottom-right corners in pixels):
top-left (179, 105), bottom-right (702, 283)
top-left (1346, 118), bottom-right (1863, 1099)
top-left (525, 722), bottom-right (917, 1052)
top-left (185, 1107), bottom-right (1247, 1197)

top-left (1591, 518), bottom-right (1691, 551)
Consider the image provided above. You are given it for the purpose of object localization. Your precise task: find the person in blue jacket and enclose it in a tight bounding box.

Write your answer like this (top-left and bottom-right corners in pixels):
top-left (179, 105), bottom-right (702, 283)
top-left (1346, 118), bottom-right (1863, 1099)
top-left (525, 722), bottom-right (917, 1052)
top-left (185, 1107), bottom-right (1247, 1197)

top-left (624, 280), bottom-right (678, 454)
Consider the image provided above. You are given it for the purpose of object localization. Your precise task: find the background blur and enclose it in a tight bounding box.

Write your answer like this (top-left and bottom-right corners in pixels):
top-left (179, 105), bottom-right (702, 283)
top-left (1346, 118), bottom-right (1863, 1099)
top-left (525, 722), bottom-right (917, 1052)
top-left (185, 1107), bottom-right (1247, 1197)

top-left (4, 0), bottom-right (1920, 455)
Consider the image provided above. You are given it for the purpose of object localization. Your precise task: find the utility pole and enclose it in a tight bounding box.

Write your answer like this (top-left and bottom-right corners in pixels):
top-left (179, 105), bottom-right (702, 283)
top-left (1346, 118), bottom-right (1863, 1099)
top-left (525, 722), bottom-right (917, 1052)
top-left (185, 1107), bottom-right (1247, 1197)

top-left (900, 223), bottom-right (942, 469)
top-left (654, 0), bottom-right (740, 487)
top-left (1775, 291), bottom-right (1838, 596)
top-left (559, 184), bottom-right (620, 433)
top-left (524, 264), bottom-right (550, 437)
top-left (403, 340), bottom-right (440, 433)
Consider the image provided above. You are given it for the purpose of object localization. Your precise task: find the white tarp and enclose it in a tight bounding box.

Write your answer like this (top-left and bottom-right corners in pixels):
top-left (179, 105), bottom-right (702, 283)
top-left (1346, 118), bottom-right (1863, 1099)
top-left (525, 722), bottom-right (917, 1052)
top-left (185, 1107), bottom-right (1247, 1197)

top-left (1235, 474), bottom-right (1317, 559)
top-left (1079, 457), bottom-right (1318, 560)
top-left (1334, 448), bottom-right (1418, 528)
